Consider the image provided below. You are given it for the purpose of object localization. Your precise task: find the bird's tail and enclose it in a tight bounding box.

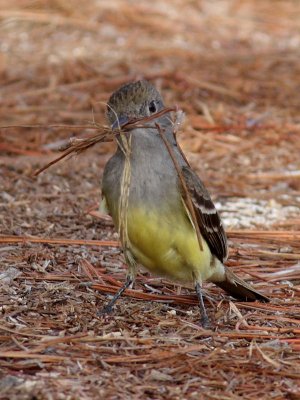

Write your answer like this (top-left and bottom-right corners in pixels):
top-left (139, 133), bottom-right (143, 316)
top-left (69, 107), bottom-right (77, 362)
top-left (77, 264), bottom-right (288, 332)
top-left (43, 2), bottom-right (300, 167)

top-left (215, 267), bottom-right (270, 302)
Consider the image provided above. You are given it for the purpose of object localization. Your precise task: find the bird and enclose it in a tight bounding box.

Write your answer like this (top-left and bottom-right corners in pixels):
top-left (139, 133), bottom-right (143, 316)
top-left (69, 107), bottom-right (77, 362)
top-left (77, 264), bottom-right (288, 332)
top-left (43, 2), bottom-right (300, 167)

top-left (100, 80), bottom-right (269, 326)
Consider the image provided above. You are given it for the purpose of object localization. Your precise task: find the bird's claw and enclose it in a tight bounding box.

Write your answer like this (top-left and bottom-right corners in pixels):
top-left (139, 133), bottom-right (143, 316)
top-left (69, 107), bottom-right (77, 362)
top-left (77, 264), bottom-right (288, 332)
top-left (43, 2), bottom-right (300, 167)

top-left (97, 305), bottom-right (114, 316)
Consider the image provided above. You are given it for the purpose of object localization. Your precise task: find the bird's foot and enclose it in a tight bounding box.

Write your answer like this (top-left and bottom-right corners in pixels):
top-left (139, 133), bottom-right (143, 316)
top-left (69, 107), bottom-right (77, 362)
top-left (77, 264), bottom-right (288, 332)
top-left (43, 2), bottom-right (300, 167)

top-left (97, 304), bottom-right (114, 316)
top-left (96, 275), bottom-right (134, 317)
top-left (200, 315), bottom-right (211, 329)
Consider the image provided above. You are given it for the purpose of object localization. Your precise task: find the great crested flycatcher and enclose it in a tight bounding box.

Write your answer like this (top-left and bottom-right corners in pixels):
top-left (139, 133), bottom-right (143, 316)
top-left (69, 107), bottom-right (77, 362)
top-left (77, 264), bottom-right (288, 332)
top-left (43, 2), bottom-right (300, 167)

top-left (100, 80), bottom-right (269, 326)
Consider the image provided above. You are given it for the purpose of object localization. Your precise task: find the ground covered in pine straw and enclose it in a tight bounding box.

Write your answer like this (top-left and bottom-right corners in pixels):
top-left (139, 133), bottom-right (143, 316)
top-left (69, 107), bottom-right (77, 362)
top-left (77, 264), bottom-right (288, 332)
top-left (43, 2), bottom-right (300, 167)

top-left (0, 1), bottom-right (299, 399)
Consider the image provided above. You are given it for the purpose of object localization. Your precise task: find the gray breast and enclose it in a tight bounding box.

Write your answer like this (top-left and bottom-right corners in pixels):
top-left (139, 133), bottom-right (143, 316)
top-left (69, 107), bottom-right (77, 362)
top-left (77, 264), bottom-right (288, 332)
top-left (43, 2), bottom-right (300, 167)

top-left (102, 126), bottom-right (185, 217)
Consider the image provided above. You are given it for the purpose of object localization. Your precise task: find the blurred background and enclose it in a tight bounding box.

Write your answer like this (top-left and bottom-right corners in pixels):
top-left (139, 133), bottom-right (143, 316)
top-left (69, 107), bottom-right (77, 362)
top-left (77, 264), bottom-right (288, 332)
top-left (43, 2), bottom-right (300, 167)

top-left (1, 0), bottom-right (300, 226)
top-left (0, 1), bottom-right (300, 399)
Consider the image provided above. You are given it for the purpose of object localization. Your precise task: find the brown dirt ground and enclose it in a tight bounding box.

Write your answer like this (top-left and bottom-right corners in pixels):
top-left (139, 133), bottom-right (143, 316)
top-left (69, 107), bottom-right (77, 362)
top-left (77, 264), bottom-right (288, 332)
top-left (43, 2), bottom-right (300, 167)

top-left (0, 1), bottom-right (299, 399)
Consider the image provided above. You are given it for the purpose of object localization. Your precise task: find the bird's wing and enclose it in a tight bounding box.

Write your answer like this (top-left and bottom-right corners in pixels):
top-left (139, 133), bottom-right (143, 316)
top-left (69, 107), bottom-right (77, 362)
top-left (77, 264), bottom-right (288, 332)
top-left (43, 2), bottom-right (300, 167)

top-left (181, 165), bottom-right (228, 262)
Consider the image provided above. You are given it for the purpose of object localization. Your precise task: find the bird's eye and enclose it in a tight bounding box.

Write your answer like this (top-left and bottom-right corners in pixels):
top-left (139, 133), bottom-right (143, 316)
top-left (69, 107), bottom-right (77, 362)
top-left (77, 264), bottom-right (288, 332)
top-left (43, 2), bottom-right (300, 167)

top-left (148, 100), bottom-right (157, 114)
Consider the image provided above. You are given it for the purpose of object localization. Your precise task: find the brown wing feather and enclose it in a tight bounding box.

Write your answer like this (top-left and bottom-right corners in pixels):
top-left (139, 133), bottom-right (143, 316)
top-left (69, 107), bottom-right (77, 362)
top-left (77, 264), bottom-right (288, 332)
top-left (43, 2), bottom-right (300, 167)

top-left (182, 166), bottom-right (228, 263)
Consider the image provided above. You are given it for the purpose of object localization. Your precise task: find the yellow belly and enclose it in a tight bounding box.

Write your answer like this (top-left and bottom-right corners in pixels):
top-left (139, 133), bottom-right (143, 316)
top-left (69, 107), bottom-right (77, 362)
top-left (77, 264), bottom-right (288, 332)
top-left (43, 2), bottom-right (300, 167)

top-left (126, 207), bottom-right (213, 283)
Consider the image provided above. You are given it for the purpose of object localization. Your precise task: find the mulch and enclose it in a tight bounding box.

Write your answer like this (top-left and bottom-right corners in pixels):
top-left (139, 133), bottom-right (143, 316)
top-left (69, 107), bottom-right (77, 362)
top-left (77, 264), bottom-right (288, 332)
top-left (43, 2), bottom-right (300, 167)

top-left (0, 1), bottom-right (299, 399)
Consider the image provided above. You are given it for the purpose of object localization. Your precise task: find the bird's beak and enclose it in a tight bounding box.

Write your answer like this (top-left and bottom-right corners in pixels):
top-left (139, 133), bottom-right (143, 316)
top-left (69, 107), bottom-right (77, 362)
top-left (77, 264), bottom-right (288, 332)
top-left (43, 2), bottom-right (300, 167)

top-left (111, 115), bottom-right (128, 130)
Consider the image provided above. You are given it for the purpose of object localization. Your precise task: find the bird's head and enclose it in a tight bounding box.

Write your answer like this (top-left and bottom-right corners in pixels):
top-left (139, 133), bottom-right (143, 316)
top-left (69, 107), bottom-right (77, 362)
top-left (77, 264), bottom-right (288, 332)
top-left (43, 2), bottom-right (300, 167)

top-left (106, 80), bottom-right (165, 129)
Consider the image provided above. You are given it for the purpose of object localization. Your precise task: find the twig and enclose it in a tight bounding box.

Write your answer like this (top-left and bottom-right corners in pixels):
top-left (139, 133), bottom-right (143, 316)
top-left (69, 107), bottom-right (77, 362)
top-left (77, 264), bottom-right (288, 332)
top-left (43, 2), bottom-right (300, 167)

top-left (0, 235), bottom-right (119, 247)
top-left (155, 122), bottom-right (203, 251)
top-left (32, 107), bottom-right (176, 176)
top-left (0, 10), bottom-right (99, 32)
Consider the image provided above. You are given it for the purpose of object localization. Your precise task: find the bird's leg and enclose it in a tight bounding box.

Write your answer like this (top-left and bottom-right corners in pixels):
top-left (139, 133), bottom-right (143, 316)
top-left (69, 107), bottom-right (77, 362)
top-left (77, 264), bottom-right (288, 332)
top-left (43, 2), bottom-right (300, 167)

top-left (98, 251), bottom-right (137, 316)
top-left (195, 282), bottom-right (210, 327)
top-left (98, 274), bottom-right (134, 315)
